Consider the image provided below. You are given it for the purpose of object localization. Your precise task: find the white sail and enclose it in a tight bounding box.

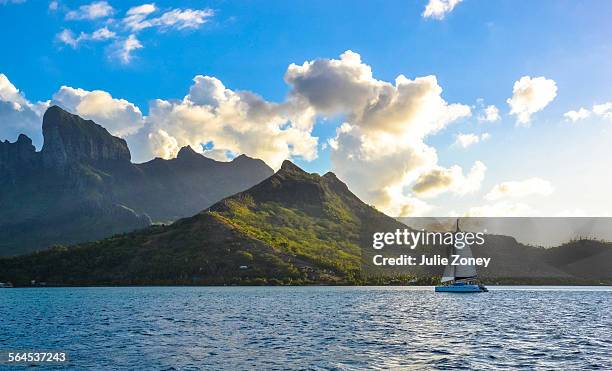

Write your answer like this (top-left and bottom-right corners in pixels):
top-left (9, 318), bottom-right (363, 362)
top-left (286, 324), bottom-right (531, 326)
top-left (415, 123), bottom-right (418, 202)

top-left (454, 243), bottom-right (477, 280)
top-left (441, 219), bottom-right (478, 282)
top-left (441, 245), bottom-right (455, 283)
top-left (441, 264), bottom-right (455, 283)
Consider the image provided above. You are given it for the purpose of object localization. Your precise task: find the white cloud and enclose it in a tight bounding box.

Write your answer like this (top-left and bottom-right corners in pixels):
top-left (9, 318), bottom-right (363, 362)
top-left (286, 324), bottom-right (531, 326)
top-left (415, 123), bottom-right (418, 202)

top-left (127, 3), bottom-right (156, 16)
top-left (123, 5), bottom-right (214, 32)
top-left (52, 2), bottom-right (214, 64)
top-left (0, 74), bottom-right (49, 147)
top-left (66, 1), bottom-right (113, 20)
top-left (134, 75), bottom-right (318, 168)
top-left (422, 0), bottom-right (462, 20)
top-left (453, 132), bottom-right (490, 148)
top-left (485, 177), bottom-right (554, 201)
top-left (478, 104), bottom-right (500, 122)
top-left (593, 102), bottom-right (612, 119)
top-left (56, 4), bottom-right (214, 64)
top-left (412, 161), bottom-right (486, 198)
top-left (565, 102), bottom-right (612, 122)
top-left (564, 107), bottom-right (590, 122)
top-left (147, 129), bottom-right (178, 159)
top-left (507, 76), bottom-right (557, 126)
top-left (91, 27), bottom-right (116, 40)
top-left (52, 86), bottom-right (144, 137)
top-left (154, 8), bottom-right (214, 30)
top-left (56, 29), bottom-right (79, 48)
top-left (0, 74), bottom-right (27, 105)
top-left (111, 34), bottom-right (143, 64)
top-left (56, 27), bottom-right (116, 48)
top-left (124, 3), bottom-right (158, 31)
top-left (286, 50), bottom-right (475, 216)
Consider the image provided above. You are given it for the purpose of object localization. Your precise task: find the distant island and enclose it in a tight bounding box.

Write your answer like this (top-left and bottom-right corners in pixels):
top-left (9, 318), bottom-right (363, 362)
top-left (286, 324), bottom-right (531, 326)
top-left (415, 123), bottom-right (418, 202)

top-left (1, 107), bottom-right (611, 286)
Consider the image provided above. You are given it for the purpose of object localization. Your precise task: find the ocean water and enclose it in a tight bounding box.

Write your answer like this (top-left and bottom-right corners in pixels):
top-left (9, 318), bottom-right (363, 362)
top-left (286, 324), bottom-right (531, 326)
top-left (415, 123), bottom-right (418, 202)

top-left (1, 286), bottom-right (610, 370)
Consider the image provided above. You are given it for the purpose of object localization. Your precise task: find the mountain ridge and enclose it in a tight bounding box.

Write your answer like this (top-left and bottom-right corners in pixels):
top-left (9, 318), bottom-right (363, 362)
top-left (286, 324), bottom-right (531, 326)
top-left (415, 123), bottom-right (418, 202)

top-left (0, 106), bottom-right (274, 256)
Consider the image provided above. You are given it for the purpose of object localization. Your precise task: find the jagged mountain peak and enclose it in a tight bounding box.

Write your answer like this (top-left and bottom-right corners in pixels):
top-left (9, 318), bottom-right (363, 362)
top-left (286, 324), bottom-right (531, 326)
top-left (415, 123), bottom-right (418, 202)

top-left (1, 133), bottom-right (33, 150)
top-left (0, 133), bottom-right (37, 170)
top-left (41, 105), bottom-right (131, 166)
top-left (176, 145), bottom-right (200, 159)
top-left (15, 133), bottom-right (32, 145)
top-left (43, 104), bottom-right (67, 117)
top-left (279, 159), bottom-right (306, 174)
top-left (210, 159), bottom-right (368, 221)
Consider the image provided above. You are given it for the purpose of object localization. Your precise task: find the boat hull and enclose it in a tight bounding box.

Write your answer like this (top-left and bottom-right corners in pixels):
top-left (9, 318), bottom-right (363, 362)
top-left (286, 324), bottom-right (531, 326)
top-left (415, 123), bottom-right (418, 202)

top-left (435, 284), bottom-right (488, 293)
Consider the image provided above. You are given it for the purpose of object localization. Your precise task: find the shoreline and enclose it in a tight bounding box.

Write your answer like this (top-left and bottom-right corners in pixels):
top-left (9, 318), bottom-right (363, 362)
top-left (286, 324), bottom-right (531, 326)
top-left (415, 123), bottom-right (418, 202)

top-left (3, 283), bottom-right (612, 289)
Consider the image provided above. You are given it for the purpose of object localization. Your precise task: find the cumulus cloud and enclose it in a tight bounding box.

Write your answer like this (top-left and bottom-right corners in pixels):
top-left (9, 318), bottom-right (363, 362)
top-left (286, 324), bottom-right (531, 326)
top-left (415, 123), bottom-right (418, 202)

top-left (564, 102), bottom-right (612, 122)
top-left (507, 76), bottom-right (557, 126)
top-left (422, 0), bottom-right (462, 20)
top-left (564, 107), bottom-right (590, 122)
top-left (0, 74), bottom-right (49, 147)
top-left (453, 132), bottom-right (490, 148)
top-left (485, 177), bottom-right (554, 201)
top-left (286, 51), bottom-right (471, 137)
top-left (52, 86), bottom-right (144, 137)
top-left (478, 104), bottom-right (500, 122)
top-left (593, 102), bottom-right (612, 119)
top-left (412, 161), bottom-right (486, 198)
top-left (0, 74), bottom-right (28, 105)
top-left (66, 1), bottom-right (113, 20)
top-left (147, 129), bottom-right (179, 159)
top-left (287, 51), bottom-right (476, 216)
top-left (134, 75), bottom-right (318, 167)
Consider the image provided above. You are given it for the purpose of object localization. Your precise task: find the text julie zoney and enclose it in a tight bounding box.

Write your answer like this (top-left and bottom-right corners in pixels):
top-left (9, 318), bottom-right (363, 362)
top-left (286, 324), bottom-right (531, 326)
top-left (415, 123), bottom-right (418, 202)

top-left (372, 254), bottom-right (491, 268)
top-left (371, 229), bottom-right (491, 268)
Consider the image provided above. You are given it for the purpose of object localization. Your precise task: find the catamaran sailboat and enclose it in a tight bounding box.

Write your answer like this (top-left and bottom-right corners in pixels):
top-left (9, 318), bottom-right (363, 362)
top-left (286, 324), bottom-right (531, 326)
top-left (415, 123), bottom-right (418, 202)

top-left (435, 220), bottom-right (488, 293)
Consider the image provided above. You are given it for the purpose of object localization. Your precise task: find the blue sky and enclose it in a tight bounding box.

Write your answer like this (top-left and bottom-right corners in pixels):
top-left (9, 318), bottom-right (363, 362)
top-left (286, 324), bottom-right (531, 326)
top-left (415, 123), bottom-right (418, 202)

top-left (1, 0), bottom-right (612, 216)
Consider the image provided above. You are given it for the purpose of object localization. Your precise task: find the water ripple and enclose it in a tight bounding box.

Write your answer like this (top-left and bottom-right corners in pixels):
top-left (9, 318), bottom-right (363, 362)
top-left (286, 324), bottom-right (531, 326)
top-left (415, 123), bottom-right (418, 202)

top-left (1, 286), bottom-right (610, 370)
